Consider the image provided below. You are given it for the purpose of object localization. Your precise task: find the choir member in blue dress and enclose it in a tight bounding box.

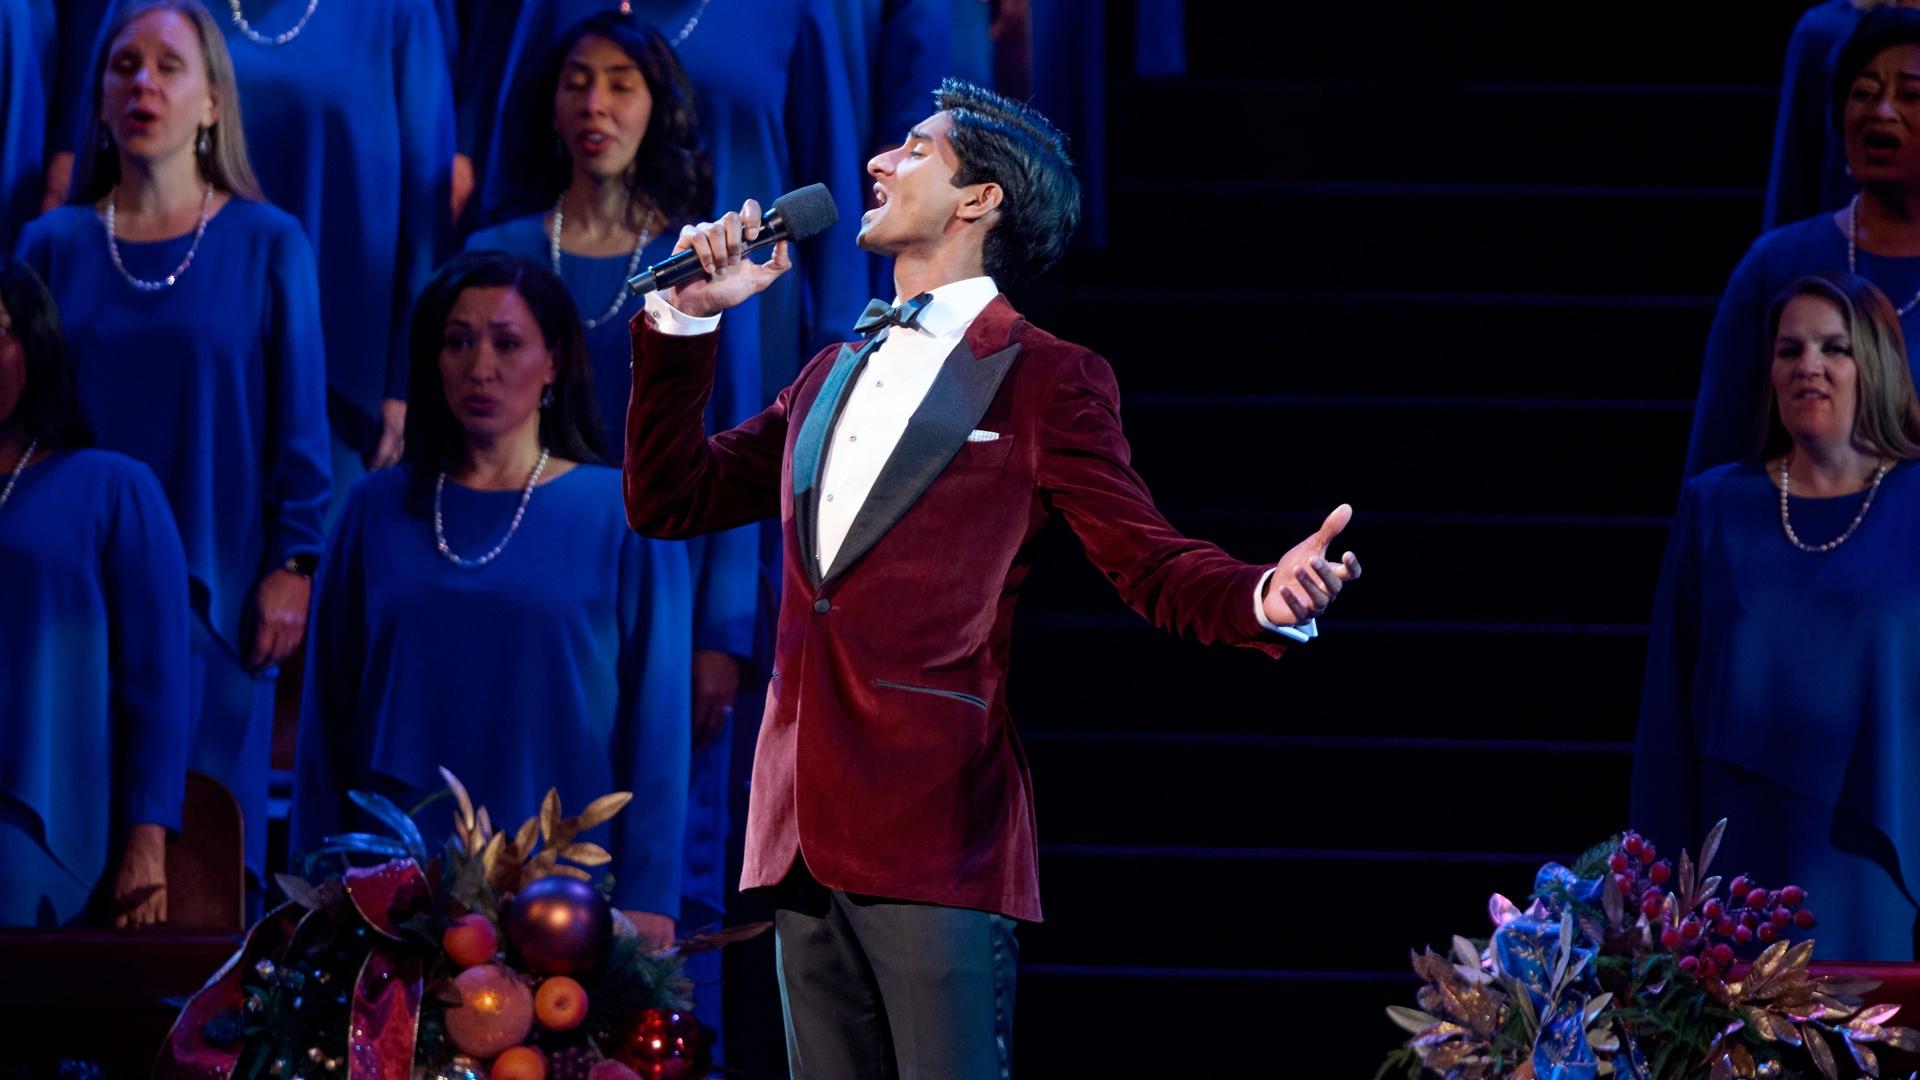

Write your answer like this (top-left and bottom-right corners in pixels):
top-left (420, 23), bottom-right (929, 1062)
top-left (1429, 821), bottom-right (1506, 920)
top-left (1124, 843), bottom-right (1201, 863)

top-left (459, 13), bottom-right (752, 1037)
top-left (0, 0), bottom-right (50, 249)
top-left (14, 0), bottom-right (331, 893)
top-left (75, 0), bottom-right (455, 507)
top-left (1635, 272), bottom-right (1920, 960)
top-left (1687, 6), bottom-right (1920, 476)
top-left (0, 257), bottom-right (189, 929)
top-left (293, 251), bottom-right (692, 950)
top-left (472, 0), bottom-right (869, 399)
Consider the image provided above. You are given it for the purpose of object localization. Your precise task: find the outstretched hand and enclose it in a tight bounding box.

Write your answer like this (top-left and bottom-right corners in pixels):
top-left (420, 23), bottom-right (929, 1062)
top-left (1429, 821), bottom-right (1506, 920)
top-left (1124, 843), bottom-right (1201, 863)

top-left (1262, 504), bottom-right (1362, 627)
top-left (661, 198), bottom-right (793, 319)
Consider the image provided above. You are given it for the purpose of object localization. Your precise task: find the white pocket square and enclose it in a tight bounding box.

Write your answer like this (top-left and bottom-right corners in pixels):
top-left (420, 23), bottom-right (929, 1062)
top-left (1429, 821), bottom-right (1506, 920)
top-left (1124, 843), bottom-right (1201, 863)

top-left (966, 429), bottom-right (1001, 443)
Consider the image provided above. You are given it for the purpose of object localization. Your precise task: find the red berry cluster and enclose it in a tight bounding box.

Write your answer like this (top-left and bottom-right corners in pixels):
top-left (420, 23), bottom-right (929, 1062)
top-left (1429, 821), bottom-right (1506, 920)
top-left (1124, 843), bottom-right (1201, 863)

top-left (1612, 832), bottom-right (1816, 983)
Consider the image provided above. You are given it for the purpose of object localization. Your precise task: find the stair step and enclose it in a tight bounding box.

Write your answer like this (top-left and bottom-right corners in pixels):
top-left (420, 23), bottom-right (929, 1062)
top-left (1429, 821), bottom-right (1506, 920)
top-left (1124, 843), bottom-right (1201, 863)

top-left (1023, 848), bottom-right (1595, 973)
top-left (1112, 79), bottom-right (1775, 188)
top-left (1014, 965), bottom-right (1418, 1075)
top-left (1017, 288), bottom-right (1717, 401)
top-left (1015, 508), bottom-right (1671, 626)
top-left (1024, 734), bottom-right (1631, 850)
top-left (1183, 3), bottom-right (1810, 86)
top-left (1112, 394), bottom-right (1691, 515)
top-left (1110, 181), bottom-right (1761, 296)
top-left (1006, 619), bottom-right (1647, 740)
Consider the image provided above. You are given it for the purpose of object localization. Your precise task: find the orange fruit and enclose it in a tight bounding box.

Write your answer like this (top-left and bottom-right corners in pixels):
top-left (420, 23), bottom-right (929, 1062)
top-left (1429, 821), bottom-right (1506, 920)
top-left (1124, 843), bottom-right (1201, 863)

top-left (491, 1046), bottom-right (546, 1080)
top-left (444, 913), bottom-right (499, 969)
top-left (534, 975), bottom-right (588, 1031)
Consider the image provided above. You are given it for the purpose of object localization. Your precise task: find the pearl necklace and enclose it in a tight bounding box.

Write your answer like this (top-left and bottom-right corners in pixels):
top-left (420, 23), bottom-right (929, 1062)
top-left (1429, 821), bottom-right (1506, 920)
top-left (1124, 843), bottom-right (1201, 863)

top-left (227, 0), bottom-right (319, 47)
top-left (549, 195), bottom-right (651, 329)
top-left (0, 438), bottom-right (38, 513)
top-left (620, 0), bottom-right (712, 44)
top-left (105, 184), bottom-right (214, 292)
top-left (434, 449), bottom-right (550, 569)
top-left (1847, 194), bottom-right (1920, 317)
top-left (1777, 454), bottom-right (1892, 553)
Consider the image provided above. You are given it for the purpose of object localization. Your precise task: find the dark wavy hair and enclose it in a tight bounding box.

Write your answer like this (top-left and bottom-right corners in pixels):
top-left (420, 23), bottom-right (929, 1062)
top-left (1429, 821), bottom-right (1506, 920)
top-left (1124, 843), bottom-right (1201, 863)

top-left (491, 9), bottom-right (712, 233)
top-left (1754, 272), bottom-right (1920, 463)
top-left (401, 252), bottom-right (604, 513)
top-left (932, 77), bottom-right (1082, 288)
top-left (0, 259), bottom-right (91, 450)
top-left (1830, 6), bottom-right (1920, 138)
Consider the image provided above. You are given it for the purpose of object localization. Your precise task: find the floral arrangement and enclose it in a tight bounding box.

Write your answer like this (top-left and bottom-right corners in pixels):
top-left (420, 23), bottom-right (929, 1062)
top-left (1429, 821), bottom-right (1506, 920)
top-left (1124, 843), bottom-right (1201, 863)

top-left (155, 768), bottom-right (764, 1080)
top-left (1380, 820), bottom-right (1920, 1080)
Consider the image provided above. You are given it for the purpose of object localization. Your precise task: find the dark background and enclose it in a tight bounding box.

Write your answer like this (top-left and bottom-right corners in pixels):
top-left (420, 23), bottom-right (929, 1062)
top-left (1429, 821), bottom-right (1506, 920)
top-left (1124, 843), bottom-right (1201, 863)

top-left (994, 2), bottom-right (1823, 1073)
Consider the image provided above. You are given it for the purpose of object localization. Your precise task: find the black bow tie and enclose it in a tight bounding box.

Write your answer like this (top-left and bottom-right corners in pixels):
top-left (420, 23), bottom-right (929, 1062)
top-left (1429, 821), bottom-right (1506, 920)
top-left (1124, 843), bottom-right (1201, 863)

top-left (853, 293), bottom-right (933, 337)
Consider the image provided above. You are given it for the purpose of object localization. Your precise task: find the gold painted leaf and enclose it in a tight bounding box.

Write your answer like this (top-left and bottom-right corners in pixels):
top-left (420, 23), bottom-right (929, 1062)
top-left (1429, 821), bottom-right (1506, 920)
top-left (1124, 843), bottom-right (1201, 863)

top-left (548, 865), bottom-right (591, 882)
top-left (560, 842), bottom-right (612, 867)
top-left (1783, 939), bottom-right (1816, 974)
top-left (1583, 993), bottom-right (1614, 1028)
top-left (476, 806), bottom-right (493, 842)
top-left (1387, 1005), bottom-right (1441, 1034)
top-left (1709, 1051), bottom-right (1736, 1080)
top-left (1452, 936), bottom-right (1480, 971)
top-left (274, 873), bottom-right (323, 910)
top-left (1811, 976), bottom-right (1882, 997)
top-left (1698, 818), bottom-right (1727, 883)
top-left (514, 816), bottom-right (539, 860)
top-left (1744, 1007), bottom-right (1801, 1045)
top-left (530, 849), bottom-right (559, 873)
top-left (540, 788), bottom-right (561, 842)
top-left (576, 791), bottom-right (633, 831)
top-left (1853, 1004), bottom-right (1902, 1029)
top-left (1802, 1024), bottom-right (1841, 1080)
top-left (1697, 875), bottom-right (1722, 906)
top-left (1729, 1043), bottom-right (1756, 1073)
top-left (1678, 849), bottom-right (1696, 907)
top-left (549, 822), bottom-right (579, 851)
top-left (1874, 1025), bottom-right (1920, 1052)
top-left (438, 766), bottom-right (475, 834)
top-left (480, 830), bottom-right (505, 874)
top-left (1748, 941), bottom-right (1792, 993)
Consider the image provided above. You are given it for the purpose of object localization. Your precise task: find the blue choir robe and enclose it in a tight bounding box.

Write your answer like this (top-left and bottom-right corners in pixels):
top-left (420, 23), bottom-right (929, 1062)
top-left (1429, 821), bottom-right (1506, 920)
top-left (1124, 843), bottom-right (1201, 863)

top-left (473, 0), bottom-right (870, 400)
top-left (1685, 214), bottom-right (1920, 477)
top-left (0, 0), bottom-right (50, 250)
top-left (1632, 462), bottom-right (1920, 959)
top-left (292, 465), bottom-right (692, 918)
top-left (0, 449), bottom-right (190, 926)
top-left (48, 0), bottom-right (105, 156)
top-left (16, 199), bottom-right (332, 880)
top-left (829, 0), bottom-right (949, 298)
top-left (1765, 0), bottom-right (1860, 232)
top-left (84, 0), bottom-right (453, 471)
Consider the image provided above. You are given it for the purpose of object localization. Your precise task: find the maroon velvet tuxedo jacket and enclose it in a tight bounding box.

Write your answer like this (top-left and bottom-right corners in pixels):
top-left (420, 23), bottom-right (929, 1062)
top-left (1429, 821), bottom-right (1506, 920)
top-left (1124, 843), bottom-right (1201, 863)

top-left (623, 295), bottom-right (1286, 922)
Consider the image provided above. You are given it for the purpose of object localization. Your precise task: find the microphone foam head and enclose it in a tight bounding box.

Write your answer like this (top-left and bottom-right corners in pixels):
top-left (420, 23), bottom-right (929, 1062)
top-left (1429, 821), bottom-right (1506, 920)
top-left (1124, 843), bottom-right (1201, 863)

top-left (772, 184), bottom-right (838, 241)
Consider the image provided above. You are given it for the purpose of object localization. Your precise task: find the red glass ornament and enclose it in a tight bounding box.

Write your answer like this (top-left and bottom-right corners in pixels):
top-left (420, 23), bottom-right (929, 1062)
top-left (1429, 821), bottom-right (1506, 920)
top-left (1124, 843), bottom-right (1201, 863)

top-left (610, 1009), bottom-right (712, 1080)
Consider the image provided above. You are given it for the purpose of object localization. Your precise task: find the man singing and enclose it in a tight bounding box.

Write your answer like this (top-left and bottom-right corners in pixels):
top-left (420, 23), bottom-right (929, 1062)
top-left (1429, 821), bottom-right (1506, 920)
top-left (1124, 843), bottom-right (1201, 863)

top-left (623, 78), bottom-right (1362, 1079)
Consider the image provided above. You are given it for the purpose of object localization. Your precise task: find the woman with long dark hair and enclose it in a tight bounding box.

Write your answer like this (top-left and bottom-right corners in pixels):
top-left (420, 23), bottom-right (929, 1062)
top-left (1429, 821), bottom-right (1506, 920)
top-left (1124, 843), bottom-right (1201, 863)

top-left (14, 0), bottom-right (330, 897)
top-left (292, 252), bottom-right (691, 950)
top-left (0, 257), bottom-right (190, 928)
top-left (462, 10), bottom-right (756, 968)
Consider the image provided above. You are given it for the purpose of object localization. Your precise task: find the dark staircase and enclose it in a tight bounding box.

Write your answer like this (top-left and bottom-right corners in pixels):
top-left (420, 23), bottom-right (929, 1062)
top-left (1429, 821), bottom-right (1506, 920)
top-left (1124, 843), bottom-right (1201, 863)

top-left (1004, 4), bottom-right (1815, 1073)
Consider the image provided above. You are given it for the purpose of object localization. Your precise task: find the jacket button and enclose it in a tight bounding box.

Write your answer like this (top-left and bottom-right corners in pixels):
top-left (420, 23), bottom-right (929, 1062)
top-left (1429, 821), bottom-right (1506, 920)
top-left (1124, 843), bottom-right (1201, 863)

top-left (813, 598), bottom-right (831, 614)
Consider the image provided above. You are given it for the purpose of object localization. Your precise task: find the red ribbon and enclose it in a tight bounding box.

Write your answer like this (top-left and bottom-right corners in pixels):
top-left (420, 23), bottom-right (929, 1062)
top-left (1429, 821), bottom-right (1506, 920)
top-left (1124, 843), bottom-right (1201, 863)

top-left (153, 860), bottom-right (431, 1079)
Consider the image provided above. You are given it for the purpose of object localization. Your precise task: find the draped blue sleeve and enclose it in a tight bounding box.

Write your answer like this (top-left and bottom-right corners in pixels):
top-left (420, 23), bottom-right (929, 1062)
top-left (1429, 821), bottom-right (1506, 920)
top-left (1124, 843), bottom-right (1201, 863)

top-left (454, 0), bottom-right (524, 163)
top-left (784, 0), bottom-right (869, 366)
top-left (611, 524), bottom-right (694, 917)
top-left (1763, 1), bottom-right (1857, 232)
top-left (289, 475), bottom-right (370, 862)
top-left (390, 0), bottom-right (457, 400)
top-left (1628, 467), bottom-right (1710, 851)
top-left (263, 216), bottom-right (332, 571)
top-left (0, 0), bottom-right (47, 251)
top-left (1685, 237), bottom-right (1773, 478)
top-left (106, 457), bottom-right (192, 834)
top-left (0, 451), bottom-right (189, 909)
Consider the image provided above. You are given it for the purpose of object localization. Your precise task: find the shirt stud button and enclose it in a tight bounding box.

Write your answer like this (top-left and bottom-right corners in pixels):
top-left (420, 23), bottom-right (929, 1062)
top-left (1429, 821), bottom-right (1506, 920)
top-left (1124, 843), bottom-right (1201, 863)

top-left (814, 598), bottom-right (831, 614)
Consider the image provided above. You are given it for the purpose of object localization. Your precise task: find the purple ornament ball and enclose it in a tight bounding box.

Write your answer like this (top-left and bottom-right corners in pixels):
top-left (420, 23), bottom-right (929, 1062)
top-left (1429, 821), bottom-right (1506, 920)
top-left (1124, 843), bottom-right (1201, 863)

top-left (503, 876), bottom-right (613, 976)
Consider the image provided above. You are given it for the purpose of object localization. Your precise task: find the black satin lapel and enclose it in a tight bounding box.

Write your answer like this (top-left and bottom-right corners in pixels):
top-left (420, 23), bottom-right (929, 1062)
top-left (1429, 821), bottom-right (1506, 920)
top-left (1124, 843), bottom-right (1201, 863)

top-left (792, 339), bottom-right (875, 585)
top-left (821, 340), bottom-right (1022, 584)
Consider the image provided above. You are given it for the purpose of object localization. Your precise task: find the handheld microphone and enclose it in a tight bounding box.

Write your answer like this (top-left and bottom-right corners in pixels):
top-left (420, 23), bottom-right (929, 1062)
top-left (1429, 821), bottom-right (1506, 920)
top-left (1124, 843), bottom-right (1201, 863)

top-left (625, 183), bottom-right (839, 296)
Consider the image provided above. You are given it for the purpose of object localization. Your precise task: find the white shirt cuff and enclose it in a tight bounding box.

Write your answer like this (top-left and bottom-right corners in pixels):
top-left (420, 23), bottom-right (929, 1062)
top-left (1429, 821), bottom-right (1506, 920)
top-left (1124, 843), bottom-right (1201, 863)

top-left (643, 291), bottom-right (721, 336)
top-left (1254, 567), bottom-right (1319, 644)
